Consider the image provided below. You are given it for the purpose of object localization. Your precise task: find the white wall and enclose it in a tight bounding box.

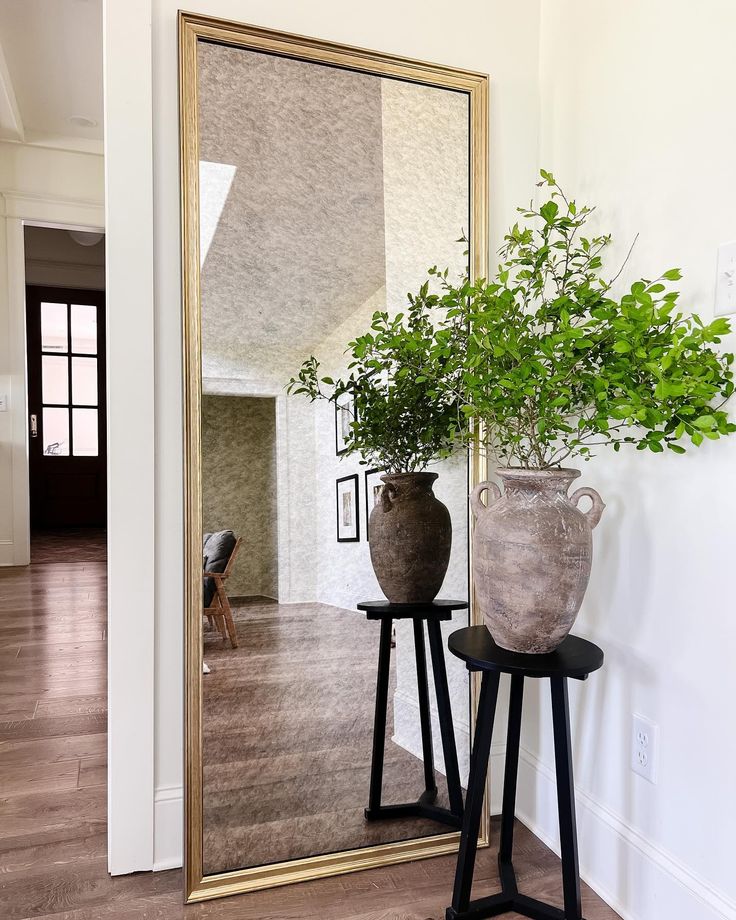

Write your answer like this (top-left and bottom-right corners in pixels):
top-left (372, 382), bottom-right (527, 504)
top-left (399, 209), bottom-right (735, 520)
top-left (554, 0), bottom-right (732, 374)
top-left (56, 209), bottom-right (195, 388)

top-left (0, 141), bottom-right (104, 568)
top-left (516, 4), bottom-right (736, 919)
top-left (106, 0), bottom-right (542, 873)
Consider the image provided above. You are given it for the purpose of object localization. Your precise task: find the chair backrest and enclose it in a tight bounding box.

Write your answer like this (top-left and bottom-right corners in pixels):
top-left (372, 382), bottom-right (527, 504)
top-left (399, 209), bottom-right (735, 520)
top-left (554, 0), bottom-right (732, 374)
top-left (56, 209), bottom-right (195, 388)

top-left (203, 530), bottom-right (237, 608)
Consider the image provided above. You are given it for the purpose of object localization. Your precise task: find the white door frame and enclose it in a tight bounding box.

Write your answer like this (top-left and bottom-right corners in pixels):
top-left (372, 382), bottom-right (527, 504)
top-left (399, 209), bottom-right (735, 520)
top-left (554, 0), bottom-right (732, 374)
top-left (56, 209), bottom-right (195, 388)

top-left (1, 196), bottom-right (106, 566)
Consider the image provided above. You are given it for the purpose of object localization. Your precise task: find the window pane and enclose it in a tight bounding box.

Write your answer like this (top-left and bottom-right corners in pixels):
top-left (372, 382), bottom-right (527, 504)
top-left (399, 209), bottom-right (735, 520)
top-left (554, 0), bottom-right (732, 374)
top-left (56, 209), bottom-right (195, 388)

top-left (72, 357), bottom-right (97, 406)
top-left (43, 408), bottom-right (69, 455)
top-left (42, 355), bottom-right (69, 404)
top-left (72, 408), bottom-right (98, 456)
top-left (41, 302), bottom-right (67, 352)
top-left (71, 304), bottom-right (97, 354)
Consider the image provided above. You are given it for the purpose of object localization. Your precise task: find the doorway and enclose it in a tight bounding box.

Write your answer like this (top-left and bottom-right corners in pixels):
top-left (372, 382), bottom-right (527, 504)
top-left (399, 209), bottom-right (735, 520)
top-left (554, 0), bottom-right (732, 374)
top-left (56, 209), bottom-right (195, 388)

top-left (23, 226), bottom-right (106, 558)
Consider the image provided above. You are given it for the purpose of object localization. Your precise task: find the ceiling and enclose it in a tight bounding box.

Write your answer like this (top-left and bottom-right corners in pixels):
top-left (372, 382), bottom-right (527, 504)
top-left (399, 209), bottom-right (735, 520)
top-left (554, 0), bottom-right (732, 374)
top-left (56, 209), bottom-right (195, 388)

top-left (197, 42), bottom-right (387, 376)
top-left (0, 0), bottom-right (102, 151)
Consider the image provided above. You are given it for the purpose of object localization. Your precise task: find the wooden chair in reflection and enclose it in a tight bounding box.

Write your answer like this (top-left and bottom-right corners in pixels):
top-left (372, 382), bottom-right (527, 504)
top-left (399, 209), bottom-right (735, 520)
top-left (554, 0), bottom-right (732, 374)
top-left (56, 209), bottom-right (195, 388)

top-left (203, 531), bottom-right (242, 649)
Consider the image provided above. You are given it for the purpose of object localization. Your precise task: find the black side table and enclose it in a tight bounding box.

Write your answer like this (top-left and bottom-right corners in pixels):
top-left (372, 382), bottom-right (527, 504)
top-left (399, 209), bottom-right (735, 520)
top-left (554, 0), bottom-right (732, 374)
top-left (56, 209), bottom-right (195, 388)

top-left (446, 626), bottom-right (604, 920)
top-left (357, 600), bottom-right (468, 830)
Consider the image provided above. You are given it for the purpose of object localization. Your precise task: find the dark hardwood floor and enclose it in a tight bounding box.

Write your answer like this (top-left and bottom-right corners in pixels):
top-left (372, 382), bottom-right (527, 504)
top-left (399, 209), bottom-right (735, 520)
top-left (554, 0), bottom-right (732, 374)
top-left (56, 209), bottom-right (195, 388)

top-left (0, 532), bottom-right (621, 920)
top-left (203, 598), bottom-right (454, 874)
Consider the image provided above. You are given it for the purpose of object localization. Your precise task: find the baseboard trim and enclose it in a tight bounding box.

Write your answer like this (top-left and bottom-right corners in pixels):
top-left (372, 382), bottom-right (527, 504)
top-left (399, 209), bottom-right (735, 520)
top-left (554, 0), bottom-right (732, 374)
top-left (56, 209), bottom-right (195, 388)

top-left (516, 747), bottom-right (736, 920)
top-left (153, 784), bottom-right (183, 871)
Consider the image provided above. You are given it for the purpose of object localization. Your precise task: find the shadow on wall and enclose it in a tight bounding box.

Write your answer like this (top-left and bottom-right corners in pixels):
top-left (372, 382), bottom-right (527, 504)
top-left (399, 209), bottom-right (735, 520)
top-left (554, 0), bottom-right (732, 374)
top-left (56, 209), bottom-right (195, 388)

top-left (201, 394), bottom-right (278, 599)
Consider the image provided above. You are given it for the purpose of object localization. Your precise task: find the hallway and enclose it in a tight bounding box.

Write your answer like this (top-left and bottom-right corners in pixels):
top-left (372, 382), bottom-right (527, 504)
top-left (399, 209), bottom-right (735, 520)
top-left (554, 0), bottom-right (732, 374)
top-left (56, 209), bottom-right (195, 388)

top-left (0, 537), bottom-right (619, 919)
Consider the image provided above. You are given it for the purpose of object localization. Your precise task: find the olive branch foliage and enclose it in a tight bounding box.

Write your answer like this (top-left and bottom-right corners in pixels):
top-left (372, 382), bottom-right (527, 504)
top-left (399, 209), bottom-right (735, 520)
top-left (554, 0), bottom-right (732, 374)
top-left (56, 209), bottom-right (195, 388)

top-left (288, 171), bottom-right (735, 471)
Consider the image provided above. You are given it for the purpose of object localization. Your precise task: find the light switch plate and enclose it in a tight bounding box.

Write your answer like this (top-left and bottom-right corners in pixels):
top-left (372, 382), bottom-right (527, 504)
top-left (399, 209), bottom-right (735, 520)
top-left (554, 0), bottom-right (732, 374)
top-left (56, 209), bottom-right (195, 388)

top-left (715, 241), bottom-right (736, 316)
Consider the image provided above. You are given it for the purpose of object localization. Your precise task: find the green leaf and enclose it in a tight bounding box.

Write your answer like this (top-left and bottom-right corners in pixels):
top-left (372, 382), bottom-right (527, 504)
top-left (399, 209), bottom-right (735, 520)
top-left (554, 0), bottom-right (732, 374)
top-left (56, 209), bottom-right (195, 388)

top-left (540, 201), bottom-right (559, 224)
top-left (693, 415), bottom-right (716, 430)
top-left (613, 340), bottom-right (633, 353)
top-left (662, 268), bottom-right (682, 281)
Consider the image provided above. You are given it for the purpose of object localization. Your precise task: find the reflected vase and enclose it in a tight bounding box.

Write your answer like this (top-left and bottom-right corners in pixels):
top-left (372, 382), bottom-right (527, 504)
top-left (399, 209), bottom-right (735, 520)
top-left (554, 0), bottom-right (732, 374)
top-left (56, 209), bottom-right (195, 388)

top-left (368, 472), bottom-right (452, 604)
top-left (471, 468), bottom-right (605, 653)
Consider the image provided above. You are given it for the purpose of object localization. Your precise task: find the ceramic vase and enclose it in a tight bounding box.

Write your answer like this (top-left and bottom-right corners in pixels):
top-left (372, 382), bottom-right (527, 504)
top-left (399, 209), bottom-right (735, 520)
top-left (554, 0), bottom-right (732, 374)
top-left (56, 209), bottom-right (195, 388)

top-left (471, 467), bottom-right (605, 653)
top-left (369, 472), bottom-right (451, 604)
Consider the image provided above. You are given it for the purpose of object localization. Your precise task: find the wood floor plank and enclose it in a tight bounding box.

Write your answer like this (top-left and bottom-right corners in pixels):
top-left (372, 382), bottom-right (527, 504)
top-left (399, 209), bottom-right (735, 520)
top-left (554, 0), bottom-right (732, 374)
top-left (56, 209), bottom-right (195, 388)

top-left (0, 530), bottom-right (620, 920)
top-left (0, 733), bottom-right (106, 767)
top-left (0, 761), bottom-right (80, 798)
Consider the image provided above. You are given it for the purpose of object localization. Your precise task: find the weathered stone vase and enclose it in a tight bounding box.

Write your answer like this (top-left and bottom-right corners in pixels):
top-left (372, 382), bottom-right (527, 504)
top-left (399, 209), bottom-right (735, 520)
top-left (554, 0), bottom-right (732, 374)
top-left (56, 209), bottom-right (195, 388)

top-left (471, 468), bottom-right (605, 653)
top-left (369, 472), bottom-right (452, 604)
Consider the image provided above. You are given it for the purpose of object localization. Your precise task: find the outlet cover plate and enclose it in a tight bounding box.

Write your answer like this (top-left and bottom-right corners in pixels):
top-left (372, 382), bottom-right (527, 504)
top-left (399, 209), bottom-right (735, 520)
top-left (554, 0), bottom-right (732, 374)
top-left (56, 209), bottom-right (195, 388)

top-left (632, 713), bottom-right (658, 784)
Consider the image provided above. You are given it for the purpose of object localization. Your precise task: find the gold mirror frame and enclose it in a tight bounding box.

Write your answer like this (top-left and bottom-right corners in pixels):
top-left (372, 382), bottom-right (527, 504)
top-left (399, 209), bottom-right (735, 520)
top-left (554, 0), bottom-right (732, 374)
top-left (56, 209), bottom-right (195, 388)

top-left (180, 11), bottom-right (490, 904)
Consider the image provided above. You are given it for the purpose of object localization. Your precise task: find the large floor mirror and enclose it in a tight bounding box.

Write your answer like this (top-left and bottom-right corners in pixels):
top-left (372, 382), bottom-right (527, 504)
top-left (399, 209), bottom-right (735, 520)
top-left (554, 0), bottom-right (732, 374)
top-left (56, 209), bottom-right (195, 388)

top-left (180, 13), bottom-right (489, 903)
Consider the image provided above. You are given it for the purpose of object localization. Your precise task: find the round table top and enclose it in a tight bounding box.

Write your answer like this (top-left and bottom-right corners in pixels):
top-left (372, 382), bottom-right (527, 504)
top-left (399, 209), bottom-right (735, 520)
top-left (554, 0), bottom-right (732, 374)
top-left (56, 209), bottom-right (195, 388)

top-left (357, 599), bottom-right (468, 620)
top-left (448, 626), bottom-right (604, 678)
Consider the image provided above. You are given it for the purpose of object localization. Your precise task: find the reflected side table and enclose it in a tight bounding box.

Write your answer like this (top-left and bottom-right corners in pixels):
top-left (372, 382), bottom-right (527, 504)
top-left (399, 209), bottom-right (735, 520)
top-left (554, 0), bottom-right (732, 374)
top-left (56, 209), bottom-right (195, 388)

top-left (357, 600), bottom-right (468, 830)
top-left (446, 626), bottom-right (604, 920)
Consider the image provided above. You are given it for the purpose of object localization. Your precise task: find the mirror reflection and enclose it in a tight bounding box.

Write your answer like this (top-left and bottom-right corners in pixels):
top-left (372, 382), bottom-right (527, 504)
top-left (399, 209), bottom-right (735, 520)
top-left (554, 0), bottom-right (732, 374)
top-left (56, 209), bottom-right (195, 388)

top-left (197, 40), bottom-right (472, 875)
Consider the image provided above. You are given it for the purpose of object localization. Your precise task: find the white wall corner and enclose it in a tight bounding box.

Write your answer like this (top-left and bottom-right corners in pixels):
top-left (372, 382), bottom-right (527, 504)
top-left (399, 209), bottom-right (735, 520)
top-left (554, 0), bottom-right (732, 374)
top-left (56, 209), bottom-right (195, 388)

top-left (153, 784), bottom-right (184, 871)
top-left (516, 747), bottom-right (736, 920)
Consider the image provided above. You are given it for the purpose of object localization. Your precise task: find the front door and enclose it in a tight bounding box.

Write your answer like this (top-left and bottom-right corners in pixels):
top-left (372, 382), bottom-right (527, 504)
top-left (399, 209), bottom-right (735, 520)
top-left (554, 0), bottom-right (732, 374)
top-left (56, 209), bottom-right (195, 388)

top-left (26, 285), bottom-right (107, 528)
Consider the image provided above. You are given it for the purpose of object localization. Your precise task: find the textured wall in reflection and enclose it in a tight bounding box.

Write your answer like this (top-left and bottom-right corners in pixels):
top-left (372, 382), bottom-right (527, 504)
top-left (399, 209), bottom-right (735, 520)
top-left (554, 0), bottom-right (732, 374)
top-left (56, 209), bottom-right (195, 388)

top-left (197, 42), bottom-right (386, 385)
top-left (201, 395), bottom-right (278, 598)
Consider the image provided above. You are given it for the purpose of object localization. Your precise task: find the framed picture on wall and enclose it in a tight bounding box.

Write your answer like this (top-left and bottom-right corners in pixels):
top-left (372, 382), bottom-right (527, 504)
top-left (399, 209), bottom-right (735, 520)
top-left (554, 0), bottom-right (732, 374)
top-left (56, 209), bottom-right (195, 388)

top-left (364, 468), bottom-right (386, 540)
top-left (335, 393), bottom-right (355, 455)
top-left (336, 474), bottom-right (360, 542)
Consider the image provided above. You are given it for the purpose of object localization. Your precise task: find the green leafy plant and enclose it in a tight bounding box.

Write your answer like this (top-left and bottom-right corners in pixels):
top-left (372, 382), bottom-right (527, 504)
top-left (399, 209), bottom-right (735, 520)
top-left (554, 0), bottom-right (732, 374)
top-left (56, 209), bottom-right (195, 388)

top-left (289, 171), bottom-right (734, 472)
top-left (286, 291), bottom-right (464, 473)
top-left (418, 170), bottom-right (735, 468)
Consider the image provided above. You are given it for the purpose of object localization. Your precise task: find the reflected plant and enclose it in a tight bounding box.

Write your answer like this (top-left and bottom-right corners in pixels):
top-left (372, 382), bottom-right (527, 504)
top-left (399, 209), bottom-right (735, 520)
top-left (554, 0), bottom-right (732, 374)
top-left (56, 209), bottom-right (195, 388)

top-left (286, 289), bottom-right (465, 473)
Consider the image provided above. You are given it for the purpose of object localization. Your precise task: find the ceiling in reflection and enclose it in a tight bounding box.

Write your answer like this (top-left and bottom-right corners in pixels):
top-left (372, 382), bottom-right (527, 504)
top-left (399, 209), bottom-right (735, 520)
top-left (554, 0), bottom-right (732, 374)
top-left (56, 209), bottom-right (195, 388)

top-left (197, 42), bottom-right (387, 361)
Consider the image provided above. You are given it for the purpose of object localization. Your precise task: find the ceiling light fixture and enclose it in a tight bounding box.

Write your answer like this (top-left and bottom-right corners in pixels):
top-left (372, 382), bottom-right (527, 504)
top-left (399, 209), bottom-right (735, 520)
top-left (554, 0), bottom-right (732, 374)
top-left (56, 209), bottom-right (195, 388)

top-left (68, 231), bottom-right (104, 247)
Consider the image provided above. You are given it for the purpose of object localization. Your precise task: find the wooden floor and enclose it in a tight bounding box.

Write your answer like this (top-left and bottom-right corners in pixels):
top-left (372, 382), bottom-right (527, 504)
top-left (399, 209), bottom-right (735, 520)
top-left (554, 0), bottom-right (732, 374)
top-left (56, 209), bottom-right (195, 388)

top-left (202, 598), bottom-right (453, 874)
top-left (0, 532), bottom-right (621, 920)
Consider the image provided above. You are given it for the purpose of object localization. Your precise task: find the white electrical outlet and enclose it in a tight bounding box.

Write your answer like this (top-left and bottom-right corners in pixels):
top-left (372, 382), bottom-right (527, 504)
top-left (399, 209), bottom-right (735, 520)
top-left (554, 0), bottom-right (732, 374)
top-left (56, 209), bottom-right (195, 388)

top-left (631, 714), bottom-right (658, 783)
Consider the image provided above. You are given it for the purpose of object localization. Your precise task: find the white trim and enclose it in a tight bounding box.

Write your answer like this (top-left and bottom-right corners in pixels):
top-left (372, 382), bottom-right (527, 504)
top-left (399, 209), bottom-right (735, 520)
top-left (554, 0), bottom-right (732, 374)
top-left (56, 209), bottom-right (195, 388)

top-left (1, 190), bottom-right (105, 227)
top-left (516, 747), bottom-right (736, 920)
top-left (104, 0), bottom-right (156, 875)
top-left (9, 130), bottom-right (104, 157)
top-left (5, 217), bottom-right (29, 567)
top-left (153, 784), bottom-right (184, 871)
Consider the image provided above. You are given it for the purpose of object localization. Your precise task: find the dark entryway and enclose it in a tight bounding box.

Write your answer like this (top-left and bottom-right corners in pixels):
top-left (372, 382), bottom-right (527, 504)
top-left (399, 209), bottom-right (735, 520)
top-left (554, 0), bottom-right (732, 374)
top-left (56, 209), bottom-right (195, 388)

top-left (25, 284), bottom-right (107, 529)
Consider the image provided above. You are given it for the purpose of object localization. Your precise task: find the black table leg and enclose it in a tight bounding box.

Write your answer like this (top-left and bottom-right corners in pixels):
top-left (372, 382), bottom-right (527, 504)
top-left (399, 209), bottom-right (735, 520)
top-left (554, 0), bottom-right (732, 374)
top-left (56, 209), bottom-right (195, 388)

top-left (448, 670), bottom-right (501, 918)
top-left (414, 619), bottom-right (438, 798)
top-left (551, 676), bottom-right (583, 920)
top-left (365, 616), bottom-right (392, 819)
top-left (427, 617), bottom-right (464, 818)
top-left (498, 674), bottom-right (524, 894)
top-left (364, 615), bottom-right (463, 830)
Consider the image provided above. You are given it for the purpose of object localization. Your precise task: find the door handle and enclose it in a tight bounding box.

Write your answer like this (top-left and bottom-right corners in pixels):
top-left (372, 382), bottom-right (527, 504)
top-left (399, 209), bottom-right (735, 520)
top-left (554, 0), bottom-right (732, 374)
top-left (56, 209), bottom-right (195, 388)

top-left (30, 413), bottom-right (38, 438)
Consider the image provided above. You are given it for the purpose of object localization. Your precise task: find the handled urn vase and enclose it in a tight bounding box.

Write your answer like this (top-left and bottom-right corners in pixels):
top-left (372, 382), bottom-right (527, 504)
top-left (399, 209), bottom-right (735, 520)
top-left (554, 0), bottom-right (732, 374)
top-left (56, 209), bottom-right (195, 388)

top-left (471, 468), bottom-right (605, 653)
top-left (369, 472), bottom-right (452, 604)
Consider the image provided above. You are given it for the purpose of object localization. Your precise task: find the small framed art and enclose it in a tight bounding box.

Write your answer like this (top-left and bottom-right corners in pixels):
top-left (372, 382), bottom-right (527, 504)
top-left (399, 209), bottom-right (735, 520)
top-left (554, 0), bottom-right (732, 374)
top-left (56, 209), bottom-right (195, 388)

top-left (336, 474), bottom-right (360, 542)
top-left (364, 468), bottom-right (386, 540)
top-left (335, 393), bottom-right (355, 455)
